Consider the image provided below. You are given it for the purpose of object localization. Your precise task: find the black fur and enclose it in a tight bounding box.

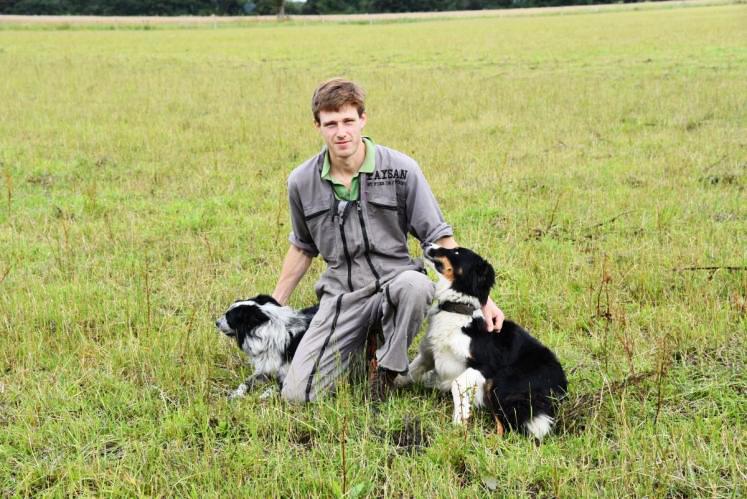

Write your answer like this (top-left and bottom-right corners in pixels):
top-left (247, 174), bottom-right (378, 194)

top-left (285, 305), bottom-right (320, 362)
top-left (224, 296), bottom-right (318, 356)
top-left (216, 294), bottom-right (319, 397)
top-left (463, 318), bottom-right (567, 434)
top-left (426, 246), bottom-right (496, 305)
top-left (428, 246), bottom-right (567, 435)
top-left (251, 294), bottom-right (281, 306)
top-left (226, 303), bottom-right (272, 349)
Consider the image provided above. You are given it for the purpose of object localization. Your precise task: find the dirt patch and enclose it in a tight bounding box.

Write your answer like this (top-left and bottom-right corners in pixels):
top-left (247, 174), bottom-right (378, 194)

top-left (389, 416), bottom-right (431, 452)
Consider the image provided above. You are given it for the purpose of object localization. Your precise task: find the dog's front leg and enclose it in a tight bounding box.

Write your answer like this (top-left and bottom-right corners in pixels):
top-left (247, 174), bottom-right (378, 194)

top-left (409, 345), bottom-right (436, 382)
top-left (394, 351), bottom-right (433, 387)
top-left (229, 373), bottom-right (271, 400)
top-left (451, 368), bottom-right (486, 425)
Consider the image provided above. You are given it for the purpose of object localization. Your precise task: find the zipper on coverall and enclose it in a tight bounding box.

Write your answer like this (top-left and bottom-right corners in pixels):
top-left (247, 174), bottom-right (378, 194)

top-left (356, 201), bottom-right (381, 290)
top-left (336, 202), bottom-right (354, 292)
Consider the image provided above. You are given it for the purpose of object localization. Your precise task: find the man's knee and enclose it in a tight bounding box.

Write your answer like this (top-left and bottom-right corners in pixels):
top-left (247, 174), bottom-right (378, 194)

top-left (280, 376), bottom-right (309, 403)
top-left (392, 270), bottom-right (434, 307)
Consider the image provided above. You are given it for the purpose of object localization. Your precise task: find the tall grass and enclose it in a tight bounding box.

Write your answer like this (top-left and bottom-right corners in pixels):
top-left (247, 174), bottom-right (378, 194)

top-left (1, 3), bottom-right (745, 496)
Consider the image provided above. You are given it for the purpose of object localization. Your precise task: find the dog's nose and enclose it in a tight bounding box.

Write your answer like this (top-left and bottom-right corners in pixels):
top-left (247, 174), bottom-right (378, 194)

top-left (215, 319), bottom-right (220, 327)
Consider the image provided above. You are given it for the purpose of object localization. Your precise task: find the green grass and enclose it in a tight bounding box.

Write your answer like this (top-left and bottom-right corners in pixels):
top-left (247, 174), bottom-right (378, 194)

top-left (1, 3), bottom-right (746, 496)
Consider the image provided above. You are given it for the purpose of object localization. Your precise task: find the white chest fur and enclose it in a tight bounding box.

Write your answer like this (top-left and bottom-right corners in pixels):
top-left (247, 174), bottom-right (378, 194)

top-left (426, 310), bottom-right (475, 391)
top-left (400, 275), bottom-right (484, 393)
top-left (241, 321), bottom-right (289, 376)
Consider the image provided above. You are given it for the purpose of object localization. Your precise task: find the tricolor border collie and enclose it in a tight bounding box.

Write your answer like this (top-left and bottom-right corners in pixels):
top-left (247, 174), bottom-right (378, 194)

top-left (215, 295), bottom-right (318, 399)
top-left (400, 245), bottom-right (567, 440)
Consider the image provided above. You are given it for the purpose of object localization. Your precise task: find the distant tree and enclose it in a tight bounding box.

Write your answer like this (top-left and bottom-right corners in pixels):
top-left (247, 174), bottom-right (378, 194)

top-left (284, 1), bottom-right (303, 14)
top-left (303, 0), bottom-right (362, 14)
top-left (1, 0), bottom-right (70, 14)
top-left (0, 0), bottom-right (645, 15)
top-left (0, 0), bottom-right (246, 14)
top-left (254, 0), bottom-right (286, 16)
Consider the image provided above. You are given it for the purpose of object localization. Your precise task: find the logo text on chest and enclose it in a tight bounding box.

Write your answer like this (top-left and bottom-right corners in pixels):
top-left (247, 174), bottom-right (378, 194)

top-left (367, 169), bottom-right (408, 186)
top-left (369, 169), bottom-right (408, 181)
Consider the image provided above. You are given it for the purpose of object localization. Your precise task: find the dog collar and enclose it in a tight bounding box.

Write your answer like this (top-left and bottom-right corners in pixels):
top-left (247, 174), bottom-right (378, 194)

top-left (438, 302), bottom-right (478, 315)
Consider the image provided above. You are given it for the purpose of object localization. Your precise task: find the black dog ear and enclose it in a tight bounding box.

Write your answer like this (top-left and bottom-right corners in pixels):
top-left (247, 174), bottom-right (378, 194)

top-left (252, 294), bottom-right (280, 306)
top-left (227, 305), bottom-right (266, 329)
top-left (226, 304), bottom-right (270, 345)
top-left (469, 257), bottom-right (496, 305)
top-left (450, 251), bottom-right (496, 305)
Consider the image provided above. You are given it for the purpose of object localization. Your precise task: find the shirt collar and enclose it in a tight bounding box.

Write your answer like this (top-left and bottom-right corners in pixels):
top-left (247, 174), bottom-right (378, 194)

top-left (321, 137), bottom-right (376, 180)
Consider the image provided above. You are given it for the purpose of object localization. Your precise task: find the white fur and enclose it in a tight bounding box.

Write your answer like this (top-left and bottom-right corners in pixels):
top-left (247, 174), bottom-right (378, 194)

top-left (524, 414), bottom-right (554, 440)
top-left (217, 299), bottom-right (312, 399)
top-left (451, 368), bottom-right (486, 424)
top-left (259, 386), bottom-right (278, 400)
top-left (220, 300), bottom-right (308, 380)
top-left (407, 244), bottom-right (488, 423)
top-left (229, 383), bottom-right (249, 400)
top-left (240, 318), bottom-right (290, 378)
top-left (413, 244), bottom-right (560, 438)
top-left (407, 260), bottom-right (483, 393)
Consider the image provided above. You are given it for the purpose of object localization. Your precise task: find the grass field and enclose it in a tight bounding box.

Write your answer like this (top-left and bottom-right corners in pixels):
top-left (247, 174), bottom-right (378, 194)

top-left (1, 2), bottom-right (746, 496)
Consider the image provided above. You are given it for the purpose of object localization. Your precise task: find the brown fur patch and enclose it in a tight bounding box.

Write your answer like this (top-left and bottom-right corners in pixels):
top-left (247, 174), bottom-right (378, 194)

top-left (495, 417), bottom-right (505, 437)
top-left (434, 255), bottom-right (455, 282)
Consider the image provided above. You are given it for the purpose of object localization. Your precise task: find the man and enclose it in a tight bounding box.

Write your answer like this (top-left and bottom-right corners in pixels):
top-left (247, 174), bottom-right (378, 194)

top-left (273, 78), bottom-right (503, 403)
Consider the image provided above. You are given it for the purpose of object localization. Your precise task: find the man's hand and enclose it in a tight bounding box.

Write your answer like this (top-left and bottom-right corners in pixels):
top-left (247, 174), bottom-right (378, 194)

top-left (482, 297), bottom-right (504, 332)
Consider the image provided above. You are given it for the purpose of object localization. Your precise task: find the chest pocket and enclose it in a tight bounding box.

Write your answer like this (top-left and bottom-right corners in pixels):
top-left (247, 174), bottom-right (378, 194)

top-left (303, 204), bottom-right (338, 264)
top-left (366, 188), bottom-right (407, 254)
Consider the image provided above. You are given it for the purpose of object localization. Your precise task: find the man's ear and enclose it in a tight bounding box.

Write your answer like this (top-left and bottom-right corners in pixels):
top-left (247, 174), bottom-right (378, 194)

top-left (359, 111), bottom-right (367, 128)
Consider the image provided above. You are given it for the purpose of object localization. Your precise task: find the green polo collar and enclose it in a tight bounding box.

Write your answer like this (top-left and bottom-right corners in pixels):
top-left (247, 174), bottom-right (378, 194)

top-left (321, 137), bottom-right (376, 201)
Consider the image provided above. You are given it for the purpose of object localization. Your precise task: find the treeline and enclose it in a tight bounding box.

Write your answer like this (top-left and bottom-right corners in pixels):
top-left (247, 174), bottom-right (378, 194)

top-left (301, 0), bottom-right (641, 14)
top-left (0, 0), bottom-right (248, 15)
top-left (0, 0), bottom-right (650, 16)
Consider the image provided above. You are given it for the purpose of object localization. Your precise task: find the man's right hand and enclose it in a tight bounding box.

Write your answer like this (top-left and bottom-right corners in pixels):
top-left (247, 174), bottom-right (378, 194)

top-left (482, 297), bottom-right (504, 333)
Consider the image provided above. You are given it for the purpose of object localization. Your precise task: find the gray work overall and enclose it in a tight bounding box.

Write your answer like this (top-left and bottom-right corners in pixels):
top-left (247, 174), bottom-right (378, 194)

top-left (281, 144), bottom-right (452, 402)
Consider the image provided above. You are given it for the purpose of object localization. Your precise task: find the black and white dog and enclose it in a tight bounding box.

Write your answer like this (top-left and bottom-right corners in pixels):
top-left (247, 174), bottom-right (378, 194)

top-left (215, 294), bottom-right (318, 399)
top-left (398, 245), bottom-right (567, 439)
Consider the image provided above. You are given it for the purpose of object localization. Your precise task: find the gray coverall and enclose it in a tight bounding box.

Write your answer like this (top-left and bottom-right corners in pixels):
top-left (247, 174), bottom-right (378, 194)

top-left (281, 143), bottom-right (453, 402)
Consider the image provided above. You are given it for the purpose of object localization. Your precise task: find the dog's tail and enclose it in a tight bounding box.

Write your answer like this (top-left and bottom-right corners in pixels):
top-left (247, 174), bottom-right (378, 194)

top-left (524, 414), bottom-right (554, 440)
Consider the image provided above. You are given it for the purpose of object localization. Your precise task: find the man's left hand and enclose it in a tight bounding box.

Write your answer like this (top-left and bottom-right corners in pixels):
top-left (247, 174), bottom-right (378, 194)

top-left (482, 297), bottom-right (504, 333)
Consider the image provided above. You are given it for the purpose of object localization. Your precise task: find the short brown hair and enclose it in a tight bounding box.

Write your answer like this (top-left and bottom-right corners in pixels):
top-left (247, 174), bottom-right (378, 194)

top-left (311, 78), bottom-right (366, 124)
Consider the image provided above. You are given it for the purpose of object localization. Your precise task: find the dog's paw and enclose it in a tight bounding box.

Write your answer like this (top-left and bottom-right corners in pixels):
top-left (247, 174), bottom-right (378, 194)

top-left (452, 408), bottom-right (471, 425)
top-left (258, 386), bottom-right (278, 401)
top-left (393, 374), bottom-right (413, 387)
top-left (228, 384), bottom-right (248, 400)
top-left (421, 371), bottom-right (442, 389)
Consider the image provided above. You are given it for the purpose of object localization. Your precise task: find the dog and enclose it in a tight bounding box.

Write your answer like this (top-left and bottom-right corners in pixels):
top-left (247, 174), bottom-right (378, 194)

top-left (398, 245), bottom-right (567, 440)
top-left (215, 294), bottom-right (318, 399)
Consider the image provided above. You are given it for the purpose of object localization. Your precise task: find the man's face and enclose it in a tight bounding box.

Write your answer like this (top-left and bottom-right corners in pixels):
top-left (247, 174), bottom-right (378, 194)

top-left (316, 104), bottom-right (367, 162)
